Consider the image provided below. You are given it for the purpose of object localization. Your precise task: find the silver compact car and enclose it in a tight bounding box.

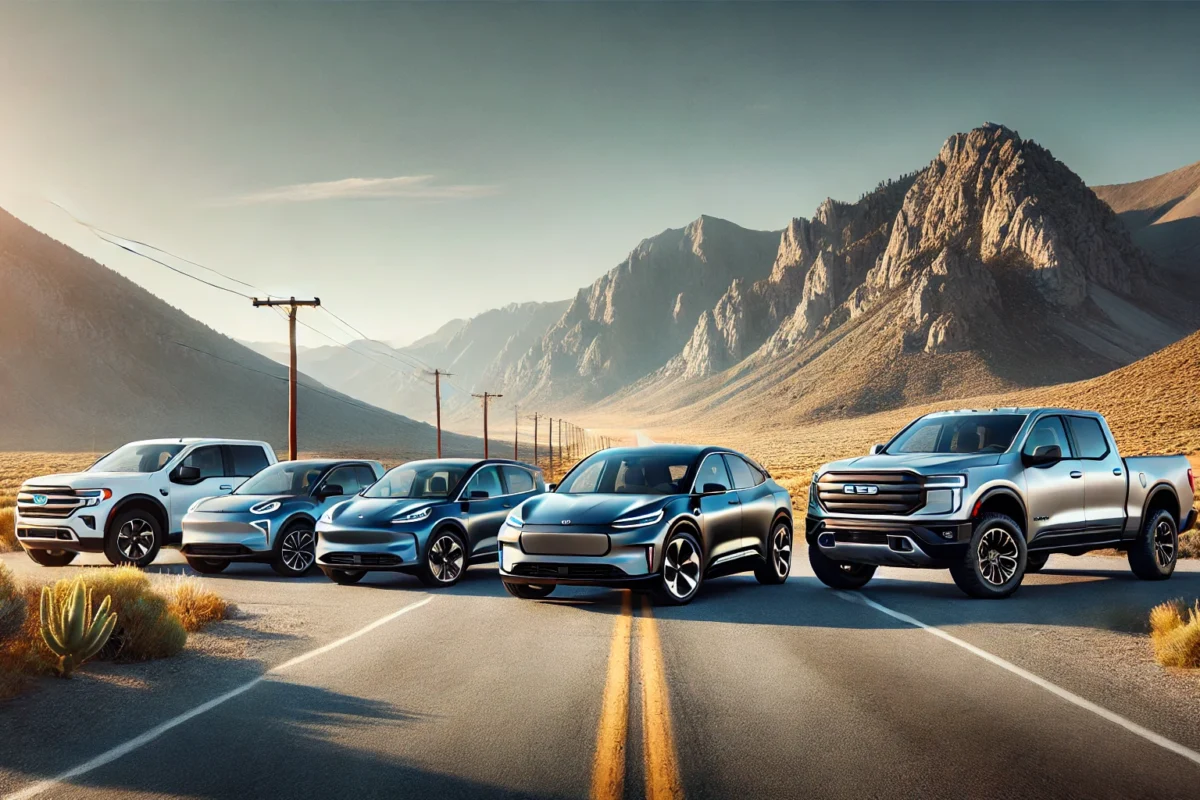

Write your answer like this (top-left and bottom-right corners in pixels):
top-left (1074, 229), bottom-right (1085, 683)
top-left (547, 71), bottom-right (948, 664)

top-left (181, 459), bottom-right (384, 577)
top-left (315, 458), bottom-right (546, 586)
top-left (498, 445), bottom-right (794, 605)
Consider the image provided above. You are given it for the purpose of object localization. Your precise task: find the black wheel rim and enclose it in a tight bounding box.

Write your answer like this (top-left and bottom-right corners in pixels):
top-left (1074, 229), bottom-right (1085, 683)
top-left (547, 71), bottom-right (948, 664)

top-left (281, 529), bottom-right (316, 573)
top-left (772, 525), bottom-right (792, 577)
top-left (1153, 519), bottom-right (1176, 568)
top-left (117, 518), bottom-right (155, 561)
top-left (977, 526), bottom-right (1019, 586)
top-left (428, 535), bottom-right (464, 582)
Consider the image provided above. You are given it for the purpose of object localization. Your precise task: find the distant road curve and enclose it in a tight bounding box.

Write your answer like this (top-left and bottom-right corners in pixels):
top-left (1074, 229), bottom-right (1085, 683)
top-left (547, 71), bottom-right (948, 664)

top-left (634, 430), bottom-right (657, 447)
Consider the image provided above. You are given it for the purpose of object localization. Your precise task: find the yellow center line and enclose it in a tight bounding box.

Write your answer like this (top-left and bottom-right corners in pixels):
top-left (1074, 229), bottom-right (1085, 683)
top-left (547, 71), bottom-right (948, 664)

top-left (639, 595), bottom-right (684, 800)
top-left (590, 591), bottom-right (633, 800)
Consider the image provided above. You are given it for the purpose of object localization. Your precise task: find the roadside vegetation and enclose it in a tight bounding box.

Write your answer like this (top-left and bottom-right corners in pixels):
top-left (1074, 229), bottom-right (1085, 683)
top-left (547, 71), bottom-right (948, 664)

top-left (1149, 599), bottom-right (1200, 669)
top-left (0, 564), bottom-right (228, 699)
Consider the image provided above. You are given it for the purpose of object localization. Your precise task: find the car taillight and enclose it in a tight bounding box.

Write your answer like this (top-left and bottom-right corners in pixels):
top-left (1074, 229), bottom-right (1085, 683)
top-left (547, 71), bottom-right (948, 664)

top-left (1188, 469), bottom-right (1194, 493)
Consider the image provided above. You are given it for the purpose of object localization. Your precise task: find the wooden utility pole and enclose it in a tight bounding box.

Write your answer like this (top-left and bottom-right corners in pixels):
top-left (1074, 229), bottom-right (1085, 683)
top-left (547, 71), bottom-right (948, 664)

top-left (559, 419), bottom-right (564, 470)
top-left (252, 296), bottom-right (321, 460)
top-left (424, 369), bottom-right (453, 457)
top-left (473, 392), bottom-right (502, 458)
top-left (513, 405), bottom-right (519, 460)
top-left (548, 417), bottom-right (554, 481)
top-left (529, 413), bottom-right (539, 468)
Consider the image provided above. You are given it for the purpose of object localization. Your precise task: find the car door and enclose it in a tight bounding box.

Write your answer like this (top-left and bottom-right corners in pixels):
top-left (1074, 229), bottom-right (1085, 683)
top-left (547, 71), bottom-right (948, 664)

top-left (725, 454), bottom-right (774, 556)
top-left (1067, 415), bottom-right (1127, 541)
top-left (168, 445), bottom-right (234, 532)
top-left (462, 466), bottom-right (508, 556)
top-left (693, 453), bottom-right (742, 565)
top-left (1020, 415), bottom-right (1087, 544)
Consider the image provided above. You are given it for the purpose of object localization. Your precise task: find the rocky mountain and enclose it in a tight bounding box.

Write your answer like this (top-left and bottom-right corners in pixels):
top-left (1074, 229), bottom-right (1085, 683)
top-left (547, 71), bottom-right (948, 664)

top-left (0, 207), bottom-right (489, 456)
top-left (1092, 160), bottom-right (1200, 277)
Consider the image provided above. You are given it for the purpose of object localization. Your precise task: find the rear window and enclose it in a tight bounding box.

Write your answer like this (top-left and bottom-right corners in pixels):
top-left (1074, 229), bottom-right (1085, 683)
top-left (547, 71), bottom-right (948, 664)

top-left (724, 455), bottom-right (757, 490)
top-left (1068, 416), bottom-right (1110, 460)
top-left (887, 414), bottom-right (1027, 455)
top-left (228, 445), bottom-right (270, 477)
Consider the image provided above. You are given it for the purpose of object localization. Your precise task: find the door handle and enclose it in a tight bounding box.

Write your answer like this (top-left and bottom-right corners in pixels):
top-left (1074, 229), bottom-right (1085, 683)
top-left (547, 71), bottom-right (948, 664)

top-left (219, 485), bottom-right (233, 491)
top-left (1113, 468), bottom-right (1122, 476)
top-left (1070, 471), bottom-right (1083, 479)
top-left (502, 503), bottom-right (511, 509)
top-left (728, 498), bottom-right (739, 505)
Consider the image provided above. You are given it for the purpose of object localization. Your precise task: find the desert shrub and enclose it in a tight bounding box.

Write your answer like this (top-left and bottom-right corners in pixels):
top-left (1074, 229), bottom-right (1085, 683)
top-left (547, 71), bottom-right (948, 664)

top-left (0, 507), bottom-right (16, 553)
top-left (0, 563), bottom-right (26, 641)
top-left (1149, 599), bottom-right (1200, 668)
top-left (1179, 531), bottom-right (1200, 560)
top-left (163, 577), bottom-right (228, 632)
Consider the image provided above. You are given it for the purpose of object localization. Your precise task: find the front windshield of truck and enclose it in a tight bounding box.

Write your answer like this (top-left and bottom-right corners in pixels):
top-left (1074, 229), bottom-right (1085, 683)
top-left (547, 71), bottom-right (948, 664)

top-left (886, 414), bottom-right (1027, 455)
top-left (235, 462), bottom-right (326, 496)
top-left (557, 453), bottom-right (693, 495)
top-left (88, 443), bottom-right (185, 473)
top-left (364, 463), bottom-right (467, 499)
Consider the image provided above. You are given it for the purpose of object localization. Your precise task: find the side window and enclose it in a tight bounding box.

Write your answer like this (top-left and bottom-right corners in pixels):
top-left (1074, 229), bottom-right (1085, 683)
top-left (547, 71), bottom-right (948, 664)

top-left (502, 466), bottom-right (535, 494)
top-left (748, 462), bottom-right (768, 485)
top-left (724, 455), bottom-right (756, 490)
top-left (1067, 416), bottom-right (1110, 460)
top-left (465, 466), bottom-right (503, 498)
top-left (322, 466), bottom-right (364, 496)
top-left (354, 466), bottom-right (378, 490)
top-left (182, 446), bottom-right (224, 480)
top-left (1022, 416), bottom-right (1073, 458)
top-left (695, 454), bottom-right (732, 492)
top-left (227, 445), bottom-right (270, 478)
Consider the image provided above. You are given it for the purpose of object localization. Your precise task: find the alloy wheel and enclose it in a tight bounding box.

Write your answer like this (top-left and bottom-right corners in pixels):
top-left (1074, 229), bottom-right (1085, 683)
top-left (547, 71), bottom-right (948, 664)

top-left (976, 526), bottom-right (1019, 586)
top-left (428, 534), bottom-right (464, 583)
top-left (772, 525), bottom-right (792, 577)
top-left (663, 536), bottom-right (701, 599)
top-left (117, 518), bottom-right (156, 561)
top-left (281, 529), bottom-right (316, 573)
top-left (1153, 519), bottom-right (1176, 568)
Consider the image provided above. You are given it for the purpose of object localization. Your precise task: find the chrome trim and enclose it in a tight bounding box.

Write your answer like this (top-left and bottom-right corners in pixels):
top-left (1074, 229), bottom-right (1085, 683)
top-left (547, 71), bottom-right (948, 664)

top-left (710, 548), bottom-right (758, 567)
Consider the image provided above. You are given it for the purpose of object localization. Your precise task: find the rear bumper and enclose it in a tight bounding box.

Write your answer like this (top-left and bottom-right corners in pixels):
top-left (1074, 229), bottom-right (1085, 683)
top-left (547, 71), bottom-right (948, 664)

top-left (806, 516), bottom-right (972, 567)
top-left (1184, 509), bottom-right (1197, 534)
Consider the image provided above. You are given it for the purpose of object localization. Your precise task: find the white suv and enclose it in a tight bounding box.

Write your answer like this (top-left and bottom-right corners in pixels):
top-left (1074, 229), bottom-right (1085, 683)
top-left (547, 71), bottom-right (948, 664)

top-left (14, 438), bottom-right (277, 568)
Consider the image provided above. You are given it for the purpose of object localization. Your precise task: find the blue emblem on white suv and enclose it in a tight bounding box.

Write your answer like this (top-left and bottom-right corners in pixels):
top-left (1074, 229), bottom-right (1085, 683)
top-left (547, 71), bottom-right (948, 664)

top-left (32, 494), bottom-right (48, 506)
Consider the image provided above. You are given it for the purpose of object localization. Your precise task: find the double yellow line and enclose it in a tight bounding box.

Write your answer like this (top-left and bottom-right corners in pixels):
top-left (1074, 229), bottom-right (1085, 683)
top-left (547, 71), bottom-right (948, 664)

top-left (591, 593), bottom-right (684, 800)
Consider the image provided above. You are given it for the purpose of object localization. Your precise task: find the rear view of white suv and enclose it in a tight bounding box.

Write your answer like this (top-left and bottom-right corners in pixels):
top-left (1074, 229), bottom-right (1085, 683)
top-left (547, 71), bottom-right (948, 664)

top-left (14, 438), bottom-right (276, 567)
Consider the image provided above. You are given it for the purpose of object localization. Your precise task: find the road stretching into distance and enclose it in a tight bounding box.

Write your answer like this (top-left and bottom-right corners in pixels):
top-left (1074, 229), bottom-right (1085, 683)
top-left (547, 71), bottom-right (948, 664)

top-left (2, 548), bottom-right (1200, 799)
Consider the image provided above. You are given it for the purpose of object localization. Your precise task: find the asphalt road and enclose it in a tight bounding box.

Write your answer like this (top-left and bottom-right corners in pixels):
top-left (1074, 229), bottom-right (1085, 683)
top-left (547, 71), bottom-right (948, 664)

top-left (2, 549), bottom-right (1200, 799)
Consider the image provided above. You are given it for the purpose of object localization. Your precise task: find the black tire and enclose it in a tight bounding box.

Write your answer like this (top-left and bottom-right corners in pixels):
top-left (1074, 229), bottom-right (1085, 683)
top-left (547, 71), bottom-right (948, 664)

top-left (417, 528), bottom-right (468, 588)
top-left (1128, 508), bottom-right (1177, 581)
top-left (949, 513), bottom-right (1027, 599)
top-left (503, 581), bottom-right (556, 599)
top-left (754, 519), bottom-right (793, 585)
top-left (104, 508), bottom-right (163, 568)
top-left (185, 557), bottom-right (229, 575)
top-left (25, 549), bottom-right (77, 567)
top-left (321, 567), bottom-right (366, 585)
top-left (271, 520), bottom-right (318, 578)
top-left (1025, 552), bottom-right (1050, 573)
top-left (653, 528), bottom-right (704, 605)
top-left (808, 543), bottom-right (877, 590)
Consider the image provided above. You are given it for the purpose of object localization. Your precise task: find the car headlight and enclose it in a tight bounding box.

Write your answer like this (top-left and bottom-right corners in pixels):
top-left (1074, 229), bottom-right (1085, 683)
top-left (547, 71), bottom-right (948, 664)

top-left (926, 475), bottom-right (967, 489)
top-left (77, 489), bottom-right (112, 507)
top-left (391, 506), bottom-right (433, 524)
top-left (249, 500), bottom-right (282, 515)
top-left (612, 509), bottom-right (664, 529)
top-left (505, 510), bottom-right (524, 529)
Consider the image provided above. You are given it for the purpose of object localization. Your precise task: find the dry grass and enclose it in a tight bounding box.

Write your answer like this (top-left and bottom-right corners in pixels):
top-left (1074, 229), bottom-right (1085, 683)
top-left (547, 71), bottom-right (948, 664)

top-left (163, 576), bottom-right (229, 633)
top-left (1149, 600), bottom-right (1200, 669)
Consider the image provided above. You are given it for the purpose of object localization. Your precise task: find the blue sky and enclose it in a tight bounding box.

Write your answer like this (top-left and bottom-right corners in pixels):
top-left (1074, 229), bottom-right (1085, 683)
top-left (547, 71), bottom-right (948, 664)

top-left (1, 1), bottom-right (1197, 345)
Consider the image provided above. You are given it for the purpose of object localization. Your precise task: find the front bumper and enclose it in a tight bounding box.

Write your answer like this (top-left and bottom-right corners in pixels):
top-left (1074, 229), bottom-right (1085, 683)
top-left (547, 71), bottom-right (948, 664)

top-left (806, 516), bottom-right (972, 568)
top-left (181, 513), bottom-right (275, 559)
top-left (497, 525), bottom-right (662, 587)
top-left (13, 512), bottom-right (108, 553)
top-left (315, 524), bottom-right (420, 571)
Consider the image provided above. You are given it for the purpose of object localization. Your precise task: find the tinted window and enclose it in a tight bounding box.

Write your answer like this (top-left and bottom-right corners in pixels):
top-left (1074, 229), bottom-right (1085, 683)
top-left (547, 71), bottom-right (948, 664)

top-left (236, 462), bottom-right (324, 496)
top-left (558, 452), bottom-right (693, 495)
top-left (888, 414), bottom-right (1026, 455)
top-left (1023, 416), bottom-right (1073, 458)
top-left (748, 462), bottom-right (768, 485)
top-left (228, 445), bottom-right (270, 477)
top-left (465, 466), bottom-right (503, 498)
top-left (1068, 416), bottom-right (1110, 460)
top-left (89, 443), bottom-right (184, 473)
top-left (182, 446), bottom-right (224, 480)
top-left (695, 454), bottom-right (732, 492)
top-left (322, 466), bottom-right (366, 495)
top-left (354, 466), bottom-right (378, 490)
top-left (724, 455), bottom-right (756, 490)
top-left (502, 466), bottom-right (536, 494)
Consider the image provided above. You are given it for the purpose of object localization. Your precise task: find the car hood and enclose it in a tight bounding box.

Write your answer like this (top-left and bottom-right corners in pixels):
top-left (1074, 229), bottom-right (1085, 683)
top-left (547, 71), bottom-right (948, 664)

top-left (324, 497), bottom-right (439, 527)
top-left (821, 453), bottom-right (1001, 474)
top-left (193, 494), bottom-right (312, 514)
top-left (21, 472), bottom-right (152, 490)
top-left (520, 493), bottom-right (669, 526)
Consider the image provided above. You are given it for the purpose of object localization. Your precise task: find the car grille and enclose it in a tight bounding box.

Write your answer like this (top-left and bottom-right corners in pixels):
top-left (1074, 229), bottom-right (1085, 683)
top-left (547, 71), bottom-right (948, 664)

top-left (17, 527), bottom-right (74, 541)
top-left (816, 472), bottom-right (925, 516)
top-left (833, 531), bottom-right (890, 545)
top-left (183, 543), bottom-right (253, 557)
top-left (509, 563), bottom-right (626, 579)
top-left (16, 487), bottom-right (86, 519)
top-left (321, 552), bottom-right (403, 567)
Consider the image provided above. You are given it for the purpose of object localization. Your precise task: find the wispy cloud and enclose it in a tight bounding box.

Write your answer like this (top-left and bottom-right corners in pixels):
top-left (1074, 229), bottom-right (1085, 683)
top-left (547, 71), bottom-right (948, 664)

top-left (222, 175), bottom-right (500, 205)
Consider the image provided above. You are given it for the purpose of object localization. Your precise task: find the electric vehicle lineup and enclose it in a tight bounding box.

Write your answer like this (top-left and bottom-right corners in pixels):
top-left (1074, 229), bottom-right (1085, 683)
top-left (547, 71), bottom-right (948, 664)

top-left (314, 458), bottom-right (547, 586)
top-left (181, 459), bottom-right (385, 576)
top-left (498, 445), bottom-right (794, 604)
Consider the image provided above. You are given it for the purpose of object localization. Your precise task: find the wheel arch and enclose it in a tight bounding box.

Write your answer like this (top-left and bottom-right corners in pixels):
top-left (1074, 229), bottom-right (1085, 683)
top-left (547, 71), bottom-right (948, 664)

top-left (1142, 484), bottom-right (1181, 528)
top-left (107, 494), bottom-right (169, 538)
top-left (973, 488), bottom-right (1027, 535)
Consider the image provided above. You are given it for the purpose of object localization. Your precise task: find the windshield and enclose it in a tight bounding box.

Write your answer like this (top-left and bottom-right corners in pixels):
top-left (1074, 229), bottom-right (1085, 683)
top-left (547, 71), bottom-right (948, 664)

top-left (363, 463), bottom-right (467, 499)
top-left (235, 462), bottom-right (326, 496)
top-left (558, 452), bottom-right (692, 495)
top-left (89, 443), bottom-right (185, 473)
top-left (887, 414), bottom-right (1027, 455)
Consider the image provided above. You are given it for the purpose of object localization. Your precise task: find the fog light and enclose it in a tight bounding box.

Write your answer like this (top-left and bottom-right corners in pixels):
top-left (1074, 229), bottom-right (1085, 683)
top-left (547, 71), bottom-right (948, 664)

top-left (80, 515), bottom-right (95, 530)
top-left (817, 533), bottom-right (836, 548)
top-left (940, 529), bottom-right (955, 540)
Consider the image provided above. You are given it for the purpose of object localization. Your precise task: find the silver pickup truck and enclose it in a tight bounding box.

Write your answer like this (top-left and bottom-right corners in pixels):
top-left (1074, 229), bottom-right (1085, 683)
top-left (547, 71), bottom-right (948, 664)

top-left (806, 408), bottom-right (1196, 598)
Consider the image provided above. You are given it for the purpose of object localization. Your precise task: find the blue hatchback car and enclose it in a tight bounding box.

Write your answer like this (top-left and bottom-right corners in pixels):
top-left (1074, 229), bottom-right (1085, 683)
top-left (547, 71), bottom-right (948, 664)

top-left (315, 458), bottom-right (546, 586)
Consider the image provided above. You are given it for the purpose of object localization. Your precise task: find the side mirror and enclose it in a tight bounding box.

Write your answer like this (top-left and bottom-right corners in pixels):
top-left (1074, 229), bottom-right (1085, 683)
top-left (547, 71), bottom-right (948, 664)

top-left (470, 490), bottom-right (490, 500)
top-left (870, 444), bottom-right (885, 455)
top-left (701, 483), bottom-right (727, 495)
top-left (317, 484), bottom-right (344, 498)
top-left (547, 483), bottom-right (558, 492)
top-left (172, 465), bottom-right (202, 485)
top-left (1023, 444), bottom-right (1062, 468)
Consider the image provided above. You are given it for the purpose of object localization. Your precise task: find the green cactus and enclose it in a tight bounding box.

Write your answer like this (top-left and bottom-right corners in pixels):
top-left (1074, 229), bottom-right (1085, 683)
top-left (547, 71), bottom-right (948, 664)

top-left (40, 578), bottom-right (118, 678)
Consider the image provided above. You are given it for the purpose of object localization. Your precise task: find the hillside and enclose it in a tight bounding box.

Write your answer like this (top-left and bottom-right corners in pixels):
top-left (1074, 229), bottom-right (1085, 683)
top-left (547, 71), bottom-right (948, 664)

top-left (1092, 160), bottom-right (1200, 276)
top-left (0, 208), bottom-right (489, 456)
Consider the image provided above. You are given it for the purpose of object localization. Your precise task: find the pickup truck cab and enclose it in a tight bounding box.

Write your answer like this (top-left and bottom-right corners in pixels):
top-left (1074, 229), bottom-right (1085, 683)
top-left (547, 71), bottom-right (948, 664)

top-left (15, 438), bottom-right (276, 568)
top-left (807, 408), bottom-right (1196, 598)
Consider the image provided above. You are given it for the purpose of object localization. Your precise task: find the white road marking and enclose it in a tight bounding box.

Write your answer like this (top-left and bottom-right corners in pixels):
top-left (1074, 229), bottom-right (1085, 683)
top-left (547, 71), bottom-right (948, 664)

top-left (838, 591), bottom-right (1200, 768)
top-left (5, 595), bottom-right (435, 800)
